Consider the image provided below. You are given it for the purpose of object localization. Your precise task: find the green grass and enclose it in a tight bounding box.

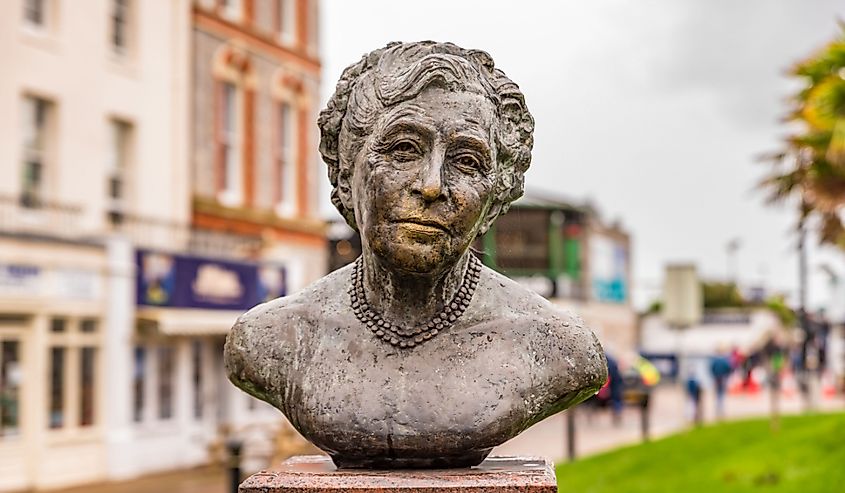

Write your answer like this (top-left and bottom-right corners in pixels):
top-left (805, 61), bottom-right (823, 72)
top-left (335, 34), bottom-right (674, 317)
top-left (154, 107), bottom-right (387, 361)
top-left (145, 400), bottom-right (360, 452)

top-left (556, 413), bottom-right (845, 493)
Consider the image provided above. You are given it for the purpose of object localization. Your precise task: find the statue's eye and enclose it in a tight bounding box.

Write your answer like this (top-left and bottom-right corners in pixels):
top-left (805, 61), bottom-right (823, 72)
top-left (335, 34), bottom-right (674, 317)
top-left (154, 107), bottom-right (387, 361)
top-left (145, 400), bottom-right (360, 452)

top-left (390, 141), bottom-right (419, 156)
top-left (454, 154), bottom-right (481, 171)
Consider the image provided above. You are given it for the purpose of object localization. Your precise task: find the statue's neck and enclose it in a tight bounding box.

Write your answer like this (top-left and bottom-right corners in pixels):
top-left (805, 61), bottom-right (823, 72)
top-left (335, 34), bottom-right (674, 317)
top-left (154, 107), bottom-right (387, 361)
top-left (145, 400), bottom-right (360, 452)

top-left (359, 252), bottom-right (469, 328)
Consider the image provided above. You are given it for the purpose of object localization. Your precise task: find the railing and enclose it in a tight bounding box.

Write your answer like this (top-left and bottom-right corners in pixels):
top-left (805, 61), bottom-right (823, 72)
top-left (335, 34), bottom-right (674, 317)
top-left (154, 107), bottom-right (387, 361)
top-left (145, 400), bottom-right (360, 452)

top-left (107, 211), bottom-right (192, 252)
top-left (109, 212), bottom-right (264, 259)
top-left (0, 195), bottom-right (263, 259)
top-left (0, 193), bottom-right (83, 240)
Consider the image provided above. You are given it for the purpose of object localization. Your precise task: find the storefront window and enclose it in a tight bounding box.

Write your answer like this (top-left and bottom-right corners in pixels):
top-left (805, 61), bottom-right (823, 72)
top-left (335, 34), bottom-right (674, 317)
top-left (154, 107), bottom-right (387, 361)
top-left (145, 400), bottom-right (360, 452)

top-left (0, 340), bottom-right (21, 437)
top-left (157, 346), bottom-right (174, 420)
top-left (132, 346), bottom-right (145, 422)
top-left (45, 317), bottom-right (101, 432)
top-left (79, 347), bottom-right (96, 426)
top-left (49, 347), bottom-right (65, 428)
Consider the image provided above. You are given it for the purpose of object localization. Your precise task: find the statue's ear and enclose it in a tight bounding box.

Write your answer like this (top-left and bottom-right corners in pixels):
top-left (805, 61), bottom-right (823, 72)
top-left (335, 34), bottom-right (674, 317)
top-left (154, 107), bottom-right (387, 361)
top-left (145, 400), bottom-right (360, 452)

top-left (337, 170), bottom-right (353, 211)
top-left (334, 167), bottom-right (358, 230)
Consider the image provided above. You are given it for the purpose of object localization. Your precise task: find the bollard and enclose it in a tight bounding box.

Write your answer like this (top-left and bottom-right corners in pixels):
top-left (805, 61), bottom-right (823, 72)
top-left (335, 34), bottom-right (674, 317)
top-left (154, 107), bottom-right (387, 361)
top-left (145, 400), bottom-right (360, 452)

top-left (640, 392), bottom-right (650, 442)
top-left (226, 439), bottom-right (243, 493)
top-left (566, 408), bottom-right (576, 462)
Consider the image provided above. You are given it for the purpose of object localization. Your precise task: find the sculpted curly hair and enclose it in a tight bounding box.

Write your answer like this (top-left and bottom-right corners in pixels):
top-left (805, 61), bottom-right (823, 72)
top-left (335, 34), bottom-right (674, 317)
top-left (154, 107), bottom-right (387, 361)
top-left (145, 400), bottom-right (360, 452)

top-left (318, 41), bottom-right (534, 235)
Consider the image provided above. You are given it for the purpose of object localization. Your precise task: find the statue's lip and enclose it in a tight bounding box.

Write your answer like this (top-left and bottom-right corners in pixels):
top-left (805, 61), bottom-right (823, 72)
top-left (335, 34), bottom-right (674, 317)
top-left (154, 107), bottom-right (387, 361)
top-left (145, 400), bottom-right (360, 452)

top-left (394, 218), bottom-right (451, 234)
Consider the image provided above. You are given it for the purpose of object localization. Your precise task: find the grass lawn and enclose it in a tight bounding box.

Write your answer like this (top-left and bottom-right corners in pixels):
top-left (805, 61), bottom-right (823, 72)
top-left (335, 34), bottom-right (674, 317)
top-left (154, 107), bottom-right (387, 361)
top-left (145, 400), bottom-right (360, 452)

top-left (555, 412), bottom-right (845, 493)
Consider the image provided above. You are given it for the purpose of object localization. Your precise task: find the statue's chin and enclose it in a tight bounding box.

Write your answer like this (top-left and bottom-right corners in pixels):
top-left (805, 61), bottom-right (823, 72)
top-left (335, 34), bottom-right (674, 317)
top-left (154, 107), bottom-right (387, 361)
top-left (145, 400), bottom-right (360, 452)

top-left (369, 241), bottom-right (453, 276)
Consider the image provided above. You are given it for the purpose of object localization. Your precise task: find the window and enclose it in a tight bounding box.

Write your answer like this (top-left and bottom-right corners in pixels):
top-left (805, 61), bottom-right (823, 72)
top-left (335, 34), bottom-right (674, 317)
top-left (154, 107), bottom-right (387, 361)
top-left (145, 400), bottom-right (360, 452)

top-left (275, 101), bottom-right (297, 213)
top-left (192, 340), bottom-right (203, 419)
top-left (218, 82), bottom-right (242, 204)
top-left (132, 346), bottom-right (145, 422)
top-left (48, 347), bottom-right (65, 429)
top-left (50, 317), bottom-right (66, 333)
top-left (0, 340), bottom-right (21, 437)
top-left (111, 0), bottom-right (130, 54)
top-left (277, 0), bottom-right (297, 46)
top-left (135, 343), bottom-right (181, 424)
top-left (80, 319), bottom-right (98, 333)
top-left (79, 347), bottom-right (96, 426)
top-left (157, 346), bottom-right (174, 420)
top-left (47, 318), bottom-right (101, 431)
top-left (107, 120), bottom-right (132, 224)
top-left (307, 0), bottom-right (318, 55)
top-left (221, 0), bottom-right (242, 20)
top-left (21, 96), bottom-right (53, 208)
top-left (23, 0), bottom-right (46, 27)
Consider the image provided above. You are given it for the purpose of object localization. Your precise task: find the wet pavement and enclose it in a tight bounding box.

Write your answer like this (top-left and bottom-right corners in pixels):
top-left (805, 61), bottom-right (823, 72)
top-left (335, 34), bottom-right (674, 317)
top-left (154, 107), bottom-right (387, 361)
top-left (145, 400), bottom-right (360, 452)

top-left (44, 467), bottom-right (229, 493)
top-left (35, 384), bottom-right (844, 493)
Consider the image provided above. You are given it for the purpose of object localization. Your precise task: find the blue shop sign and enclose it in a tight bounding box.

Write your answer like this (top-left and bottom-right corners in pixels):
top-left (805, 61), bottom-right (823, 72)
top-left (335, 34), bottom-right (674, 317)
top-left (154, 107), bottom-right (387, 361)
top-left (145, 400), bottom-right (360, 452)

top-left (136, 250), bottom-right (286, 310)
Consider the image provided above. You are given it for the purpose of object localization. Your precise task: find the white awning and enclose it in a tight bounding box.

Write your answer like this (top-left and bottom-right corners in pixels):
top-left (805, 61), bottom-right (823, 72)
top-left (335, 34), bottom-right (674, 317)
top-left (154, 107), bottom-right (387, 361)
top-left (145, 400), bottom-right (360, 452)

top-left (136, 307), bottom-right (243, 336)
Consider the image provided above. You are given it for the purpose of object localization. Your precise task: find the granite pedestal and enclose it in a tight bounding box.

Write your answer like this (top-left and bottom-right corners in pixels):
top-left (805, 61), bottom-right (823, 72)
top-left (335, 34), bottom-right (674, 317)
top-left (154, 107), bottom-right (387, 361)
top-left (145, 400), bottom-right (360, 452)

top-left (239, 455), bottom-right (557, 493)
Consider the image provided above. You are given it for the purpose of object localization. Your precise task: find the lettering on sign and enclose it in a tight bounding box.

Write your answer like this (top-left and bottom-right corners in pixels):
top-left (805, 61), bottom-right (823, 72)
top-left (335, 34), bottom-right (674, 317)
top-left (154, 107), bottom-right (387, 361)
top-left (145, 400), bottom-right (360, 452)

top-left (192, 263), bottom-right (244, 303)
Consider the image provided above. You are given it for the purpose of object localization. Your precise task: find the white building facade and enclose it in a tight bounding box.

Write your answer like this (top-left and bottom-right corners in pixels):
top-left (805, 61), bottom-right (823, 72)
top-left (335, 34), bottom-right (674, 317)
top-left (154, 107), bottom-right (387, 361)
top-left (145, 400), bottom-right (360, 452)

top-left (0, 1), bottom-right (324, 490)
top-left (0, 0), bottom-right (191, 489)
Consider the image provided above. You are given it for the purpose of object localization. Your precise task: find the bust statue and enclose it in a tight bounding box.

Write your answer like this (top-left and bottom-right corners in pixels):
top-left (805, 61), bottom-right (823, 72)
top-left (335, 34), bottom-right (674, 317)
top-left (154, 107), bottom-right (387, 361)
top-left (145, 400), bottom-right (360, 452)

top-left (225, 41), bottom-right (607, 469)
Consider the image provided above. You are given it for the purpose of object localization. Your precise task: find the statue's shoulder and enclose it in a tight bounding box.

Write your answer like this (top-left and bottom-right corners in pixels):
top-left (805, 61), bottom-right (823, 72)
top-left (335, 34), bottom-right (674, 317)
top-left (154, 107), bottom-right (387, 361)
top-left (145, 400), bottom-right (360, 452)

top-left (224, 264), bottom-right (353, 395)
top-left (476, 265), bottom-right (607, 391)
top-left (477, 265), bottom-right (552, 316)
top-left (237, 263), bottom-right (353, 328)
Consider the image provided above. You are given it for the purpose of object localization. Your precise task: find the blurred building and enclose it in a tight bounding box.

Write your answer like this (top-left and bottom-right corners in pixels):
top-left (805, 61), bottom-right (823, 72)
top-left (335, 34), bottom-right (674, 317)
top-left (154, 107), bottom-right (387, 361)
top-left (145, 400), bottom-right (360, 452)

top-left (327, 190), bottom-right (636, 352)
top-left (0, 0), bottom-right (324, 490)
top-left (640, 308), bottom-right (783, 381)
top-left (478, 191), bottom-right (636, 353)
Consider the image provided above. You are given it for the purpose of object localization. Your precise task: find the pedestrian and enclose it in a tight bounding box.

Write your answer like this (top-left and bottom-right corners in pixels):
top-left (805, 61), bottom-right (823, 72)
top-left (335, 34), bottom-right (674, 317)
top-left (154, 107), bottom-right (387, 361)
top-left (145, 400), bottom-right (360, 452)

top-left (606, 354), bottom-right (624, 426)
top-left (685, 367), bottom-right (703, 425)
top-left (710, 351), bottom-right (732, 420)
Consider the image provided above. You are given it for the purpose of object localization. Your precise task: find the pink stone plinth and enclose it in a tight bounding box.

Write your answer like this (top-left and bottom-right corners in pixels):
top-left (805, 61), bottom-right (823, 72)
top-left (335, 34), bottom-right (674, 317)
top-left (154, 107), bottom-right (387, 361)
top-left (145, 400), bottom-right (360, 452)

top-left (239, 455), bottom-right (558, 493)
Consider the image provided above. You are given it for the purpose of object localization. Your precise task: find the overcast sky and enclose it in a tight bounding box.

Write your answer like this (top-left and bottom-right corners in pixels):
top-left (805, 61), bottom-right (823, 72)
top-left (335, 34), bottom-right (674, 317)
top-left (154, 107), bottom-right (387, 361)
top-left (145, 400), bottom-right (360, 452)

top-left (319, 0), bottom-right (845, 312)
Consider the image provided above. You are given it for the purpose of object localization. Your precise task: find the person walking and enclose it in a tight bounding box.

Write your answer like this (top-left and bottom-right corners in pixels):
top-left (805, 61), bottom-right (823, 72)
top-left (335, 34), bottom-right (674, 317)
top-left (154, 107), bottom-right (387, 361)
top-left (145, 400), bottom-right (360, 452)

top-left (710, 351), bottom-right (732, 420)
top-left (685, 367), bottom-right (704, 426)
top-left (606, 354), bottom-right (624, 426)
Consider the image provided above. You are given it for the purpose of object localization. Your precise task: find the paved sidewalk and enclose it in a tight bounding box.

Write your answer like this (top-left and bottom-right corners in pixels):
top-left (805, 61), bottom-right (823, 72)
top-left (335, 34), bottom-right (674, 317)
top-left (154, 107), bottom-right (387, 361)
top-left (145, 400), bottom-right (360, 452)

top-left (42, 385), bottom-right (843, 493)
top-left (45, 467), bottom-right (228, 493)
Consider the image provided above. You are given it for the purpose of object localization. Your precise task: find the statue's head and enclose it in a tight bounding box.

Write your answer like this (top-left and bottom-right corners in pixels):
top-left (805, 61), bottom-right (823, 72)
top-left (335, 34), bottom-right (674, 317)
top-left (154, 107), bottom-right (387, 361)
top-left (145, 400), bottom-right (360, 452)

top-left (318, 41), bottom-right (534, 274)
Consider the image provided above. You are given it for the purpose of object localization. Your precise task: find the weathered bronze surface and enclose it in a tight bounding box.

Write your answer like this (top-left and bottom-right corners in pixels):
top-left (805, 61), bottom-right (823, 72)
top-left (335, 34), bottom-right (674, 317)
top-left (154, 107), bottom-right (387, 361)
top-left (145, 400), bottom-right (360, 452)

top-left (225, 41), bottom-right (607, 469)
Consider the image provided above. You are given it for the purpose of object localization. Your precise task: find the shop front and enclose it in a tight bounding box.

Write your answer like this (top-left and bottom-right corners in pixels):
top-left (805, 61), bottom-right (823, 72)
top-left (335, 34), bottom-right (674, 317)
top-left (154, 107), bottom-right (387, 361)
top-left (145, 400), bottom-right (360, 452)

top-left (0, 238), bottom-right (109, 491)
top-left (111, 249), bottom-right (288, 478)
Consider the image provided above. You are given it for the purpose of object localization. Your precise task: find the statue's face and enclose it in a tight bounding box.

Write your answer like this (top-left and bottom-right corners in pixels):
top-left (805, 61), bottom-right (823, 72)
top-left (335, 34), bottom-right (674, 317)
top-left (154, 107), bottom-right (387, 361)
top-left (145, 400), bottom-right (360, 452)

top-left (351, 86), bottom-right (498, 274)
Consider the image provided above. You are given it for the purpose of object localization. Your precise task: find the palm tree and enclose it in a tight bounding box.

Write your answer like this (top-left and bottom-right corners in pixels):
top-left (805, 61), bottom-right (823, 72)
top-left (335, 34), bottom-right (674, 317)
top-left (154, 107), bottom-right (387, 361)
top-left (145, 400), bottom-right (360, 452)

top-left (761, 25), bottom-right (845, 412)
top-left (761, 23), bottom-right (845, 247)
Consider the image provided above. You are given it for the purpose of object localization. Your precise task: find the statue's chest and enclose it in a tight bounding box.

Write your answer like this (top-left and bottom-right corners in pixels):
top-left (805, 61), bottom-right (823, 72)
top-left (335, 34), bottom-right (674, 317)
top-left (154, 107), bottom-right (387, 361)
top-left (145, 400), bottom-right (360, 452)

top-left (283, 334), bottom-right (539, 455)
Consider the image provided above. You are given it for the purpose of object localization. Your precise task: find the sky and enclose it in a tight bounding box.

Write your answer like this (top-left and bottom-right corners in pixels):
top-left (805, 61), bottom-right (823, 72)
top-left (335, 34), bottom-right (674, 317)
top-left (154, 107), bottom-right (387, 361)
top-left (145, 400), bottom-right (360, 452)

top-left (318, 0), bottom-right (845, 313)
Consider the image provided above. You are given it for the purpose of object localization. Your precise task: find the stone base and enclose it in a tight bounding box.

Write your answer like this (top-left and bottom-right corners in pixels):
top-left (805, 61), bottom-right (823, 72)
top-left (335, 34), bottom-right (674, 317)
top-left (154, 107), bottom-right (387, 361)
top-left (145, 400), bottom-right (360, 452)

top-left (239, 455), bottom-right (557, 493)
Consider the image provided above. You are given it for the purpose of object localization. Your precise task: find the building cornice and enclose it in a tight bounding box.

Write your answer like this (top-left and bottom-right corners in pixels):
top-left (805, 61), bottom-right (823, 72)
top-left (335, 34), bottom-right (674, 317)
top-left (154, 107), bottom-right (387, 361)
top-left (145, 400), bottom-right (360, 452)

top-left (192, 196), bottom-right (327, 246)
top-left (193, 5), bottom-right (321, 76)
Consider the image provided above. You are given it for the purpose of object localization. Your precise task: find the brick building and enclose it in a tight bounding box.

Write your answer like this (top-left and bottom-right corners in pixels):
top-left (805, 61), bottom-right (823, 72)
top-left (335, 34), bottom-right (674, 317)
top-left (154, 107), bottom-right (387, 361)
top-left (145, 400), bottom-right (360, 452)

top-left (191, 0), bottom-right (325, 289)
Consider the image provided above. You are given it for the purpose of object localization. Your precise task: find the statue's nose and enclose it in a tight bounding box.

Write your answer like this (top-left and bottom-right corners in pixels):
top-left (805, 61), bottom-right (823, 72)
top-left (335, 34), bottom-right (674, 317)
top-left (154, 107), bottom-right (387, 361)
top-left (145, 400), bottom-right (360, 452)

top-left (413, 151), bottom-right (446, 202)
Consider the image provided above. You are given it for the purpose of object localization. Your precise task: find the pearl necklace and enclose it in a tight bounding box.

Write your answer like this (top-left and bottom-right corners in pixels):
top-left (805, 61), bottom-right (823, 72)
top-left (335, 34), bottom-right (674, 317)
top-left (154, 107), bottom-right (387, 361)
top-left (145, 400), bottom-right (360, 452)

top-left (349, 254), bottom-right (482, 348)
